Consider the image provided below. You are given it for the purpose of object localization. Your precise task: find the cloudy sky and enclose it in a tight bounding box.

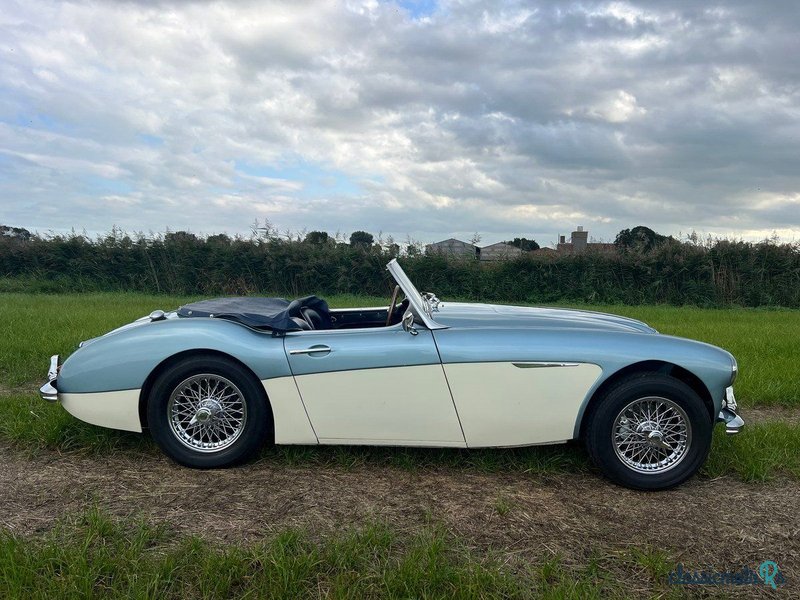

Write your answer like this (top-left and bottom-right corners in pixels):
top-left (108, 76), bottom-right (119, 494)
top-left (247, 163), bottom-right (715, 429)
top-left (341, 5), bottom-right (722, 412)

top-left (1, 0), bottom-right (799, 246)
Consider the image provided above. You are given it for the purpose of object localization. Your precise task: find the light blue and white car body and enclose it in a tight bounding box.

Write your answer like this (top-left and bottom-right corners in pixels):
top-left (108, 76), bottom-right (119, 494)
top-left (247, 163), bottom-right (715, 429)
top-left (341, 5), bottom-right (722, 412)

top-left (41, 260), bottom-right (742, 488)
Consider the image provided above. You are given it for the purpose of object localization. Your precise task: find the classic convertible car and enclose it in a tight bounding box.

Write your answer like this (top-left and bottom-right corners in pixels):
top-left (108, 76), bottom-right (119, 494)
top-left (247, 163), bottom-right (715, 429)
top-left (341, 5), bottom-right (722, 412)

top-left (40, 260), bottom-right (743, 490)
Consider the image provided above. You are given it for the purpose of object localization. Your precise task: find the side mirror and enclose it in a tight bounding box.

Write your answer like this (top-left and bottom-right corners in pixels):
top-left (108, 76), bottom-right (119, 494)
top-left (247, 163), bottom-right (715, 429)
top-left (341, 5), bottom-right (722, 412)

top-left (402, 311), bottom-right (418, 336)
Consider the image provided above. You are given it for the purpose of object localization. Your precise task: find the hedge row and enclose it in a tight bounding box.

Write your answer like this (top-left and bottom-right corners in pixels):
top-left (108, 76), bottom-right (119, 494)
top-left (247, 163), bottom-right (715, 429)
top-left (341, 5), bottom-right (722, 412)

top-left (1, 232), bottom-right (798, 306)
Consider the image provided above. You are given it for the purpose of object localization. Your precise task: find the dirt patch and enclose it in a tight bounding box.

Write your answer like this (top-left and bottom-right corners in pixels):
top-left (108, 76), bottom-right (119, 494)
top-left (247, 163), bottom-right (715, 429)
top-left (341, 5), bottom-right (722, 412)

top-left (0, 383), bottom-right (34, 398)
top-left (1, 443), bottom-right (797, 598)
top-left (745, 406), bottom-right (800, 426)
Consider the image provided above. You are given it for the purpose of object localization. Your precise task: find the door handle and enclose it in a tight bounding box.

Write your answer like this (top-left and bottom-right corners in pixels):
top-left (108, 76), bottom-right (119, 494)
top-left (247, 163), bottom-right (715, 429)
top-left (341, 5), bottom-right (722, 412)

top-left (289, 345), bottom-right (332, 355)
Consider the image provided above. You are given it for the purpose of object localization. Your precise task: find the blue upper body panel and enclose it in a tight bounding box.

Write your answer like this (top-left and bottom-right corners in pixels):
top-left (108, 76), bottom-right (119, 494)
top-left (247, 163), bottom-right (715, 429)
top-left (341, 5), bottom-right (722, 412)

top-left (57, 317), bottom-right (290, 394)
top-left (283, 325), bottom-right (441, 376)
top-left (430, 302), bottom-right (657, 333)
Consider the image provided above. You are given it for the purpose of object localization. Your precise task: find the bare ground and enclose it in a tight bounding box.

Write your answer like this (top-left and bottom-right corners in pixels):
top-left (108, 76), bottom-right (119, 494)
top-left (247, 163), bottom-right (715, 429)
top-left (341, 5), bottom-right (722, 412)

top-left (1, 441), bottom-right (797, 598)
top-left (746, 406), bottom-right (800, 426)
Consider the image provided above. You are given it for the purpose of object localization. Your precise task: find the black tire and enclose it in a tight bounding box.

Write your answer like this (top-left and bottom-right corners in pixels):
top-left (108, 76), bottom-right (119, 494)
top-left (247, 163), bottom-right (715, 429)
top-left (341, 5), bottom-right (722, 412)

top-left (584, 372), bottom-right (712, 491)
top-left (147, 354), bottom-right (272, 468)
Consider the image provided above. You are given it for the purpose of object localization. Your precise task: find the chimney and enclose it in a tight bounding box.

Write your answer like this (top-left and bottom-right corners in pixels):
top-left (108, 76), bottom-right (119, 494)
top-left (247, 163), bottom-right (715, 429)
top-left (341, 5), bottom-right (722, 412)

top-left (559, 235), bottom-right (566, 244)
top-left (571, 226), bottom-right (588, 252)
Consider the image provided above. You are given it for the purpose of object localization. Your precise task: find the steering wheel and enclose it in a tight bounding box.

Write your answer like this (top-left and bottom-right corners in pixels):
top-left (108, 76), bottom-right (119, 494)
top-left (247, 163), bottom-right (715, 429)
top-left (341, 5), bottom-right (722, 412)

top-left (386, 285), bottom-right (400, 326)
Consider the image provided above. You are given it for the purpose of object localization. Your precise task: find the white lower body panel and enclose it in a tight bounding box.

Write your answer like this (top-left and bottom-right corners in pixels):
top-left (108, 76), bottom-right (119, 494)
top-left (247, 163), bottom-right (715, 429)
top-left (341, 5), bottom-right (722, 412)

top-left (60, 389), bottom-right (142, 433)
top-left (262, 376), bottom-right (318, 444)
top-left (443, 362), bottom-right (602, 447)
top-left (294, 364), bottom-right (466, 445)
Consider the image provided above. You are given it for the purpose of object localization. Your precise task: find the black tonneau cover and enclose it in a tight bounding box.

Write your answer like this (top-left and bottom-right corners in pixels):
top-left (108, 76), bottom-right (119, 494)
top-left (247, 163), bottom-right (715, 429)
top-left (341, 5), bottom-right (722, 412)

top-left (177, 296), bottom-right (329, 332)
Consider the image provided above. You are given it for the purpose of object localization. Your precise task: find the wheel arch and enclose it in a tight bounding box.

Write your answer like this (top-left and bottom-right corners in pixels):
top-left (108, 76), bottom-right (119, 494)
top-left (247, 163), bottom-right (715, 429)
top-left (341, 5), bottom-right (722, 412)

top-left (138, 348), bottom-right (274, 436)
top-left (577, 360), bottom-right (714, 439)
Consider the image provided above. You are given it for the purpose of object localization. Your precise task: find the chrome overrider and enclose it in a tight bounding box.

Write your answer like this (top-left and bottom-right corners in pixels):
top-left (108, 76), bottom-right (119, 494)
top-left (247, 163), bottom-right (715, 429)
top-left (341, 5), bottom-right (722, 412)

top-left (39, 354), bottom-right (59, 402)
top-left (718, 385), bottom-right (744, 435)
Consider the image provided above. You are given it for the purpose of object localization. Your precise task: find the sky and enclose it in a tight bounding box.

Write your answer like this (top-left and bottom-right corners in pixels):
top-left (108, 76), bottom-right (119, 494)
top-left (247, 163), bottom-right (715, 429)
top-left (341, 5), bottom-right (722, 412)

top-left (1, 0), bottom-right (799, 247)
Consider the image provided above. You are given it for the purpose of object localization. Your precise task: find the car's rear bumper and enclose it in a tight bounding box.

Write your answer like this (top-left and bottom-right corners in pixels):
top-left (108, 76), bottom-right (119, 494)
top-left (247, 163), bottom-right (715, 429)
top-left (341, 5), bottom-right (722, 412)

top-left (39, 354), bottom-right (59, 402)
top-left (717, 386), bottom-right (744, 435)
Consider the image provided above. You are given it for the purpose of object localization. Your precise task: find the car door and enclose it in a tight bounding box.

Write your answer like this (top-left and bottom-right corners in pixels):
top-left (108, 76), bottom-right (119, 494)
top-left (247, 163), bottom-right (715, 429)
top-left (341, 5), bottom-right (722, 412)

top-left (283, 324), bottom-right (465, 446)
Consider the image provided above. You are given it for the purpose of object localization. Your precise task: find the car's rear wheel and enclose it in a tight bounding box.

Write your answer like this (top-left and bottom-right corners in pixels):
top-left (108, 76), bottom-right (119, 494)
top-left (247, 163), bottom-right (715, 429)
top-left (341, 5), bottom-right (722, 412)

top-left (147, 354), bottom-right (271, 468)
top-left (584, 373), bottom-right (712, 490)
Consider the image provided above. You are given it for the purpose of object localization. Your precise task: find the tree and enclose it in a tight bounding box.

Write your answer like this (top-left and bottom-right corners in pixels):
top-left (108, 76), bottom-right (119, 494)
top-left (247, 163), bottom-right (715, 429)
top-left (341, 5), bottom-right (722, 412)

top-left (349, 230), bottom-right (374, 248)
top-left (206, 233), bottom-right (232, 246)
top-left (469, 232), bottom-right (482, 245)
top-left (614, 226), bottom-right (668, 252)
top-left (506, 237), bottom-right (539, 252)
top-left (305, 231), bottom-right (330, 245)
top-left (0, 225), bottom-right (32, 241)
top-left (164, 231), bottom-right (198, 244)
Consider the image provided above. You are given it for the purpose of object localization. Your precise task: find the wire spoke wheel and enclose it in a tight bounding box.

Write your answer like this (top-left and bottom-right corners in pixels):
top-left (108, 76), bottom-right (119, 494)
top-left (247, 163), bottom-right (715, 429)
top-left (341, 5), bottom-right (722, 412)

top-left (167, 374), bottom-right (248, 453)
top-left (612, 396), bottom-right (692, 474)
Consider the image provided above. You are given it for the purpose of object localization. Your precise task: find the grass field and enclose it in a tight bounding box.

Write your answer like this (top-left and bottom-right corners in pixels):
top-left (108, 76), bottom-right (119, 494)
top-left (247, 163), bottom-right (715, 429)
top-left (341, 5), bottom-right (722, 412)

top-left (0, 507), bottom-right (686, 600)
top-left (2, 292), bottom-right (798, 598)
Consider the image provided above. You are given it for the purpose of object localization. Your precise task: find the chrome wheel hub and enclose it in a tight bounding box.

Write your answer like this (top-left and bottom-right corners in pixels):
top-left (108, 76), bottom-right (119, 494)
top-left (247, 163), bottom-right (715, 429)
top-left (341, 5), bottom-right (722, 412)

top-left (193, 398), bottom-right (222, 423)
top-left (613, 396), bottom-right (692, 474)
top-left (167, 374), bottom-right (247, 453)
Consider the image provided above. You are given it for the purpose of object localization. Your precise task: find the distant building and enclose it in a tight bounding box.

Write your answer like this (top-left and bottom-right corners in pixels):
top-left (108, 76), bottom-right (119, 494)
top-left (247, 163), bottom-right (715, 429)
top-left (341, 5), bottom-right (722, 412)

top-left (425, 238), bottom-right (478, 259)
top-left (556, 226), bottom-right (614, 253)
top-left (479, 242), bottom-right (522, 261)
top-left (427, 230), bottom-right (613, 261)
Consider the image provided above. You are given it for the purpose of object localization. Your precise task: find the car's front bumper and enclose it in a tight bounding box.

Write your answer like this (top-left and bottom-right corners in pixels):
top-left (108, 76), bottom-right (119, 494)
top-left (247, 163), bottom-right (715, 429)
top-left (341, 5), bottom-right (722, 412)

top-left (39, 354), bottom-right (59, 402)
top-left (717, 386), bottom-right (744, 435)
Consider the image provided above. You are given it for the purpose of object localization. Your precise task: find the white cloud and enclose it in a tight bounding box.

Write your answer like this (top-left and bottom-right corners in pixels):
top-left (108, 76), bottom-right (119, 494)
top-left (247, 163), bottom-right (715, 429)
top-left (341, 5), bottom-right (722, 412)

top-left (0, 0), bottom-right (798, 244)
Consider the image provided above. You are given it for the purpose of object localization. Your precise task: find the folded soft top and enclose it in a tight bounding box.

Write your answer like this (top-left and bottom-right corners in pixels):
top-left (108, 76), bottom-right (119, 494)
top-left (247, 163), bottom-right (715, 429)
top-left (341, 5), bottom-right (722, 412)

top-left (177, 295), bottom-right (329, 332)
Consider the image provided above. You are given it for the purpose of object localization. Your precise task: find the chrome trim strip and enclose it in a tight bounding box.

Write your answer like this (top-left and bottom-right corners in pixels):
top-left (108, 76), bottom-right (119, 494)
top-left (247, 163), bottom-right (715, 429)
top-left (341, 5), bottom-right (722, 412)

top-left (512, 362), bottom-right (580, 369)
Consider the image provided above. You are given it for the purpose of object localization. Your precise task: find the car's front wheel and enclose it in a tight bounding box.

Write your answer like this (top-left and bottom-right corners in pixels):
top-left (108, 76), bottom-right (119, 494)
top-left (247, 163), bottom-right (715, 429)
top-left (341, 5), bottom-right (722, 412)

top-left (147, 354), bottom-right (271, 468)
top-left (584, 373), bottom-right (712, 490)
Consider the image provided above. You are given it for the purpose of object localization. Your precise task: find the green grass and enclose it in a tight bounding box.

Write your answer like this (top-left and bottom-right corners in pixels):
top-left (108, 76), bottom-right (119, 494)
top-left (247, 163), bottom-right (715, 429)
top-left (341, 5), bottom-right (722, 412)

top-left (0, 507), bottom-right (700, 600)
top-left (702, 422), bottom-right (800, 481)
